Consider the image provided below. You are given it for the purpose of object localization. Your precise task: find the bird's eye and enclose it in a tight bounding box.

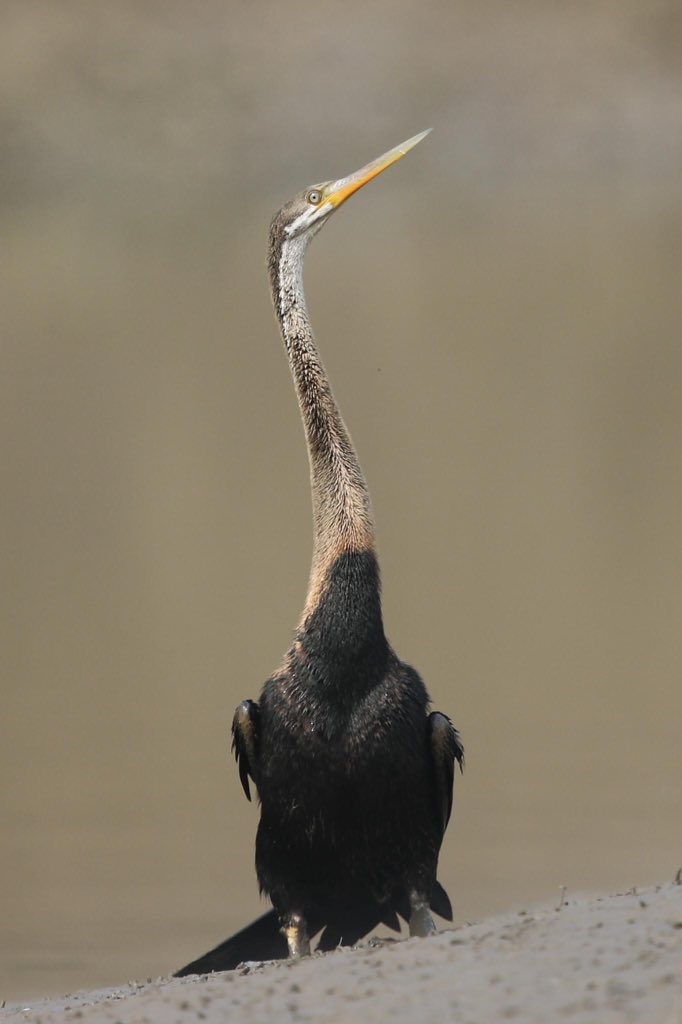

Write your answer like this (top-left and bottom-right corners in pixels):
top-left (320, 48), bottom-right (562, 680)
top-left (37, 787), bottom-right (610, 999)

top-left (307, 189), bottom-right (322, 206)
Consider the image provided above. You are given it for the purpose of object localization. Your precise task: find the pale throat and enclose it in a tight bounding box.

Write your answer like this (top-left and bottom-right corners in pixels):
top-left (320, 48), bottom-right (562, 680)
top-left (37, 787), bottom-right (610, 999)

top-left (274, 235), bottom-right (376, 612)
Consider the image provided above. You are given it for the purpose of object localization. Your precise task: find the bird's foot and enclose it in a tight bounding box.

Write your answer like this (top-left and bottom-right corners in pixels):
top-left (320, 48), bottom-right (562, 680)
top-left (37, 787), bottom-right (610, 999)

top-left (408, 890), bottom-right (437, 938)
top-left (282, 911), bottom-right (311, 959)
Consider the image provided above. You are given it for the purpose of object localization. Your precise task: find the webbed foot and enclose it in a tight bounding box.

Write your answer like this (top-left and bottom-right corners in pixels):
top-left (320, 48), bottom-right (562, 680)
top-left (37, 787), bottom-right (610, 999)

top-left (408, 890), bottom-right (437, 937)
top-left (282, 911), bottom-right (311, 959)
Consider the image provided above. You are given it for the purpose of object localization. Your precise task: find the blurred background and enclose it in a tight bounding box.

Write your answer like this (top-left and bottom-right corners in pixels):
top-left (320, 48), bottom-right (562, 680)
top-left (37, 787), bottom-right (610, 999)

top-left (2, 0), bottom-right (681, 1002)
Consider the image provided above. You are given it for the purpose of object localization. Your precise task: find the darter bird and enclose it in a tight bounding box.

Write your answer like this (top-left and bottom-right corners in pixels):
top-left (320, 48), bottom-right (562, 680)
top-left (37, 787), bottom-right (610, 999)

top-left (176, 130), bottom-right (464, 975)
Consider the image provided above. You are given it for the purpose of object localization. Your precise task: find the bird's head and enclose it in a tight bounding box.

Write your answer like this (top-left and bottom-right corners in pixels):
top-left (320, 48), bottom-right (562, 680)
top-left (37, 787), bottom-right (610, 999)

top-left (270, 129), bottom-right (431, 248)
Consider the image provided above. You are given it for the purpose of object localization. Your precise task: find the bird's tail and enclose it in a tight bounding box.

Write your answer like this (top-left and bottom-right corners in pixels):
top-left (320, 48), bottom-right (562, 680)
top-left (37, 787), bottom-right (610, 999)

top-left (174, 881), bottom-right (452, 977)
top-left (174, 910), bottom-right (286, 977)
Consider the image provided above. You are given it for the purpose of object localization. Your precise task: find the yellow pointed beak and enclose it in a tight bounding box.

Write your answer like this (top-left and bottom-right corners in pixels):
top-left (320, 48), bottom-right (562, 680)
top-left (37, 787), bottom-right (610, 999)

top-left (323, 129), bottom-right (431, 210)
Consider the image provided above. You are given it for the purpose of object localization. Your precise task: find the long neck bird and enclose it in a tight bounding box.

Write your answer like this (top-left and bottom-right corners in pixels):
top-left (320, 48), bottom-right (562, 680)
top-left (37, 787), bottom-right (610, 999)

top-left (176, 130), bottom-right (463, 975)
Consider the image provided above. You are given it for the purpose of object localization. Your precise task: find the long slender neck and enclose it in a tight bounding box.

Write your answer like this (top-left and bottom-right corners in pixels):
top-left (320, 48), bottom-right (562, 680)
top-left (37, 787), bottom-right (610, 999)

top-left (269, 232), bottom-right (377, 621)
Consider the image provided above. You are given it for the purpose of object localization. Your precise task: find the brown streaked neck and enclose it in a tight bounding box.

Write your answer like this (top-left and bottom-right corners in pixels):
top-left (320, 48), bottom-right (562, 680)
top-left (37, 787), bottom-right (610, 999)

top-left (269, 230), bottom-right (376, 622)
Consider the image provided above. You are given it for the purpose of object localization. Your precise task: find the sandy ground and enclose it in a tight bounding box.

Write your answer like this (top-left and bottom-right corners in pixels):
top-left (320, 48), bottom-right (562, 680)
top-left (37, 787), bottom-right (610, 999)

top-left (3, 882), bottom-right (680, 1024)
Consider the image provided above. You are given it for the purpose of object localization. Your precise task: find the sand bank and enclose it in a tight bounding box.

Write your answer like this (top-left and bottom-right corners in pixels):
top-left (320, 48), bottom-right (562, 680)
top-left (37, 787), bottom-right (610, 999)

top-left (4, 882), bottom-right (680, 1024)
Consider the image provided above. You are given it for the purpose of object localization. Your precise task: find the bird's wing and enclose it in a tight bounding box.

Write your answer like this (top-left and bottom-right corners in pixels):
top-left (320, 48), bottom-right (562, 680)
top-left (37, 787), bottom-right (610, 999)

top-left (427, 711), bottom-right (464, 835)
top-left (232, 699), bottom-right (260, 801)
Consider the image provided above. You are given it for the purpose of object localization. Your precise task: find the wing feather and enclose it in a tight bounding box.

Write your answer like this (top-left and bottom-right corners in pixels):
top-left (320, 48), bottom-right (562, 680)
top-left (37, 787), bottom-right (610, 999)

top-left (428, 711), bottom-right (464, 835)
top-left (231, 699), bottom-right (260, 802)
